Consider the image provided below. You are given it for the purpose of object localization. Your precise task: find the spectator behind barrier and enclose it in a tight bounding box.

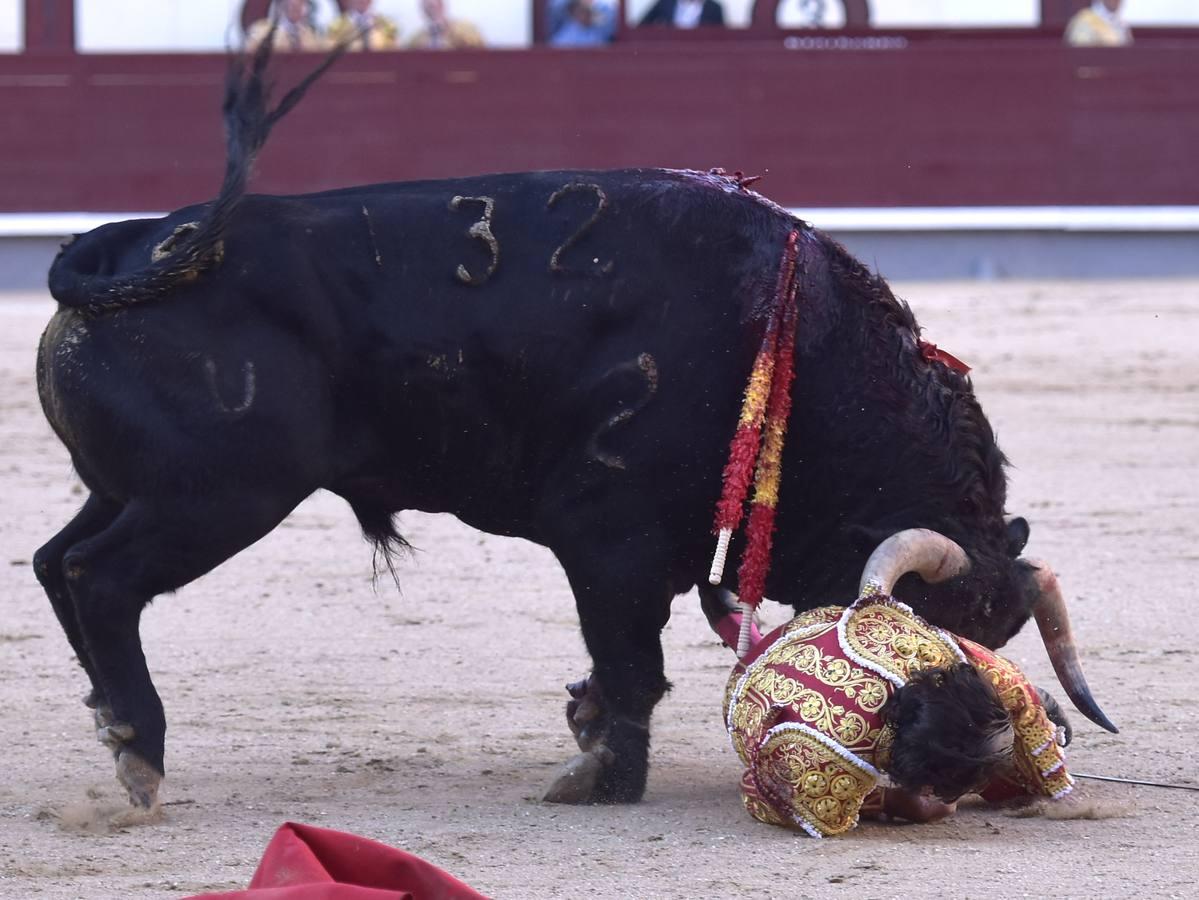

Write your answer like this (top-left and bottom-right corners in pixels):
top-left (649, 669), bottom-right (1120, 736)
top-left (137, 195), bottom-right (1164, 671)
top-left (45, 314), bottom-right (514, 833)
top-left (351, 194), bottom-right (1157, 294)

top-left (328, 0), bottom-right (400, 51)
top-left (409, 0), bottom-right (486, 49)
top-left (639, 0), bottom-right (725, 28)
top-left (247, 0), bottom-right (324, 52)
top-left (1065, 0), bottom-right (1132, 46)
top-left (550, 0), bottom-right (617, 47)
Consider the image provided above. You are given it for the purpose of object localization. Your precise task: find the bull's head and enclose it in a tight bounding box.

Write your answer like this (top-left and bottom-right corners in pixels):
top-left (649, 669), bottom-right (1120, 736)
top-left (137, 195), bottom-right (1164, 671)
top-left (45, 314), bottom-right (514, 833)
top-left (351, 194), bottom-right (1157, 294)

top-left (860, 528), bottom-right (1118, 734)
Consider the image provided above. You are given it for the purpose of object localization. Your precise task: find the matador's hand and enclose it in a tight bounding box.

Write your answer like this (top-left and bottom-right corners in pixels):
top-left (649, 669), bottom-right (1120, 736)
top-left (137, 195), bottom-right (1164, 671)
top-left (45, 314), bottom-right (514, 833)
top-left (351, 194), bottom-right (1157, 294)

top-left (881, 787), bottom-right (958, 823)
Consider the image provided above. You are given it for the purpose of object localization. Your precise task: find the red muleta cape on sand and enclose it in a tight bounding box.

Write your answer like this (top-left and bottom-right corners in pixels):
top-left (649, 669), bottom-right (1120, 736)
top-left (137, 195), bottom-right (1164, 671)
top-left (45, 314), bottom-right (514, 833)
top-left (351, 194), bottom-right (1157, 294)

top-left (186, 822), bottom-right (488, 900)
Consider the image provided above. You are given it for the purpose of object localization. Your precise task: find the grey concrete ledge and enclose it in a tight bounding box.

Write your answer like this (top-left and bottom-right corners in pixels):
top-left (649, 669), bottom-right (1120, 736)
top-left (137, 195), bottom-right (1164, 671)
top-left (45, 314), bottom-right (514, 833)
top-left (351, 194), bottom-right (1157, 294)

top-left (4, 208), bottom-right (1199, 286)
top-left (5, 207), bottom-right (1199, 237)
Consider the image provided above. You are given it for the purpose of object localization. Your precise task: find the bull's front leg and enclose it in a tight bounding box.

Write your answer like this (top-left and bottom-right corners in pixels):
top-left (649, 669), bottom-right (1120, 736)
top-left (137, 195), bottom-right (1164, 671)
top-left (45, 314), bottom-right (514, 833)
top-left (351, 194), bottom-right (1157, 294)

top-left (545, 583), bottom-right (758, 802)
top-left (544, 535), bottom-right (673, 804)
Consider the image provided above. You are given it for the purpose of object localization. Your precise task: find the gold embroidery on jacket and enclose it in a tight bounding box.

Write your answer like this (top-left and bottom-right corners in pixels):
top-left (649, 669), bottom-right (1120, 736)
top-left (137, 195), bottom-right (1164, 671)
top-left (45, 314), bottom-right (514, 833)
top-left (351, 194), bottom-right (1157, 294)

top-left (842, 600), bottom-right (961, 681)
top-left (725, 606), bottom-right (891, 770)
top-left (751, 727), bottom-right (877, 836)
top-left (959, 638), bottom-right (1072, 798)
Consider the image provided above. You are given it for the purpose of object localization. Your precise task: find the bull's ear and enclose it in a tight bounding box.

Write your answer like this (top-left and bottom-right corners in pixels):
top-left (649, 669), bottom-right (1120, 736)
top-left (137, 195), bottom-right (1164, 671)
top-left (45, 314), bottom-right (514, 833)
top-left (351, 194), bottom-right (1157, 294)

top-left (1005, 516), bottom-right (1030, 557)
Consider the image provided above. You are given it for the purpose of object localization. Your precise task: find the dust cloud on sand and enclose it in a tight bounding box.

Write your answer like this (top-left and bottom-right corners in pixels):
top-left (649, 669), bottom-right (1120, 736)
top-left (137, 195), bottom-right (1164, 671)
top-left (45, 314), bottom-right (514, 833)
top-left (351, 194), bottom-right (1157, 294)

top-left (1, 282), bottom-right (1196, 898)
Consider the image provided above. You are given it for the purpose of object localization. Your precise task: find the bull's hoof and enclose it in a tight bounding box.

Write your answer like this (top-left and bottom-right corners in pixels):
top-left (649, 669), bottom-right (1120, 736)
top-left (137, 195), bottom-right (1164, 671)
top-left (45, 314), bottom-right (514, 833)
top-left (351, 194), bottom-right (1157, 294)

top-left (116, 749), bottom-right (162, 810)
top-left (544, 748), bottom-right (646, 804)
top-left (91, 716), bottom-right (162, 810)
top-left (564, 674), bottom-right (610, 753)
top-left (584, 752), bottom-right (648, 804)
top-left (552, 675), bottom-right (651, 803)
top-left (543, 746), bottom-right (614, 804)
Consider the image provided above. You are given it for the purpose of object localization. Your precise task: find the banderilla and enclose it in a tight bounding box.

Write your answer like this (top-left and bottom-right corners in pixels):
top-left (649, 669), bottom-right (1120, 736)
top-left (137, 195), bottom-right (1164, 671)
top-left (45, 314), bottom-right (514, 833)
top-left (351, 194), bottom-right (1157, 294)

top-left (1073, 772), bottom-right (1199, 792)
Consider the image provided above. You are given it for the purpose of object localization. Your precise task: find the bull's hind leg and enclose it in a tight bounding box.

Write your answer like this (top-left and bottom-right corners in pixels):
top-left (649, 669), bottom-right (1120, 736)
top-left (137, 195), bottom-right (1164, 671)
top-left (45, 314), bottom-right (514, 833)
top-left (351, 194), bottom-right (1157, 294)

top-left (544, 526), bottom-right (674, 804)
top-left (60, 494), bottom-right (299, 808)
top-left (34, 493), bottom-right (124, 718)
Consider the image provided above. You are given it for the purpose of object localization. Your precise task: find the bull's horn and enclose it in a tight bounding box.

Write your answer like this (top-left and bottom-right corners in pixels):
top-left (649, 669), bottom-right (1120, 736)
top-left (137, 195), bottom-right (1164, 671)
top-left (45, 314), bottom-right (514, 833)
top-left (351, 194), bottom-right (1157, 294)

top-left (1025, 559), bottom-right (1119, 733)
top-left (858, 528), bottom-right (971, 596)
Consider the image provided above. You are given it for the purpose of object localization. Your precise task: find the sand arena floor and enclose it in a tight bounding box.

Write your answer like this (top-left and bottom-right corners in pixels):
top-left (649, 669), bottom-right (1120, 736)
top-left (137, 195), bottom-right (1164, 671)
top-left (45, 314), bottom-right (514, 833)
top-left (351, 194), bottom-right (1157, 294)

top-left (1, 281), bottom-right (1196, 898)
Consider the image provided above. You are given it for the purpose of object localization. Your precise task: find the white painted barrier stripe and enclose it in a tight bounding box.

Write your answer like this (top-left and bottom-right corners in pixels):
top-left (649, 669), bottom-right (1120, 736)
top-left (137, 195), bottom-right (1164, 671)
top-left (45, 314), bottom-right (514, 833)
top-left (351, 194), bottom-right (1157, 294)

top-left (0, 213), bottom-right (166, 236)
top-left (3, 207), bottom-right (1199, 237)
top-left (791, 206), bottom-right (1199, 232)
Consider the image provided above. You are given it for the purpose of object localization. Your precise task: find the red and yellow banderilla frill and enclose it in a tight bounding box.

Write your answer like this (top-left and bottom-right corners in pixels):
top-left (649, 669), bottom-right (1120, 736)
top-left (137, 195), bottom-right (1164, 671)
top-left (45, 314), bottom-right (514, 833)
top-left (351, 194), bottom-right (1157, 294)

top-left (709, 229), bottom-right (802, 656)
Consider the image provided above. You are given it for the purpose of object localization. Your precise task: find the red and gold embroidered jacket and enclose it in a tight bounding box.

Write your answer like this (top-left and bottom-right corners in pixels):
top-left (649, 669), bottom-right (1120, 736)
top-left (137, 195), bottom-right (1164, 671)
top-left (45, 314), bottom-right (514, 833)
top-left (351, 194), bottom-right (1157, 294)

top-left (723, 594), bottom-right (1072, 837)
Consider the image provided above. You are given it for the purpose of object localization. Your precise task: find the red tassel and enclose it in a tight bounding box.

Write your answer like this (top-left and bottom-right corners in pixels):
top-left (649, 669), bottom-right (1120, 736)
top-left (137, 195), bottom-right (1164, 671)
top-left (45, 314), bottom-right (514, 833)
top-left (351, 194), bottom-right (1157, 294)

top-left (736, 502), bottom-right (777, 609)
top-left (714, 423), bottom-right (765, 531)
top-left (919, 339), bottom-right (972, 374)
top-left (735, 271), bottom-right (800, 610)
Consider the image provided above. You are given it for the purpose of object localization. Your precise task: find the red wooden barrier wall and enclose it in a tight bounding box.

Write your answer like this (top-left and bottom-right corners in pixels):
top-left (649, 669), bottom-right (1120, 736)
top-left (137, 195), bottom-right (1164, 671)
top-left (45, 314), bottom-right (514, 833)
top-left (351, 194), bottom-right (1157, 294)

top-left (1, 37), bottom-right (1196, 212)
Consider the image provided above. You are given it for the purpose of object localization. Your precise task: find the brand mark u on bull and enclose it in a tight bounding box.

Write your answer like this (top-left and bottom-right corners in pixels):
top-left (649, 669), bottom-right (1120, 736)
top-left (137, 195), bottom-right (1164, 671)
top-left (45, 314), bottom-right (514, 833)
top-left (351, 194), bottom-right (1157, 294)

top-left (34, 32), bottom-right (1115, 811)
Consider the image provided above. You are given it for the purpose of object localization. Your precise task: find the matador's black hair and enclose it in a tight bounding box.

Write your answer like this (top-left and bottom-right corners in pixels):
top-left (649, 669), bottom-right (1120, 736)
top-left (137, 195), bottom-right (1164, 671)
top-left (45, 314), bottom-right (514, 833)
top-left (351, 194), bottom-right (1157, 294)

top-left (883, 662), bottom-right (1013, 802)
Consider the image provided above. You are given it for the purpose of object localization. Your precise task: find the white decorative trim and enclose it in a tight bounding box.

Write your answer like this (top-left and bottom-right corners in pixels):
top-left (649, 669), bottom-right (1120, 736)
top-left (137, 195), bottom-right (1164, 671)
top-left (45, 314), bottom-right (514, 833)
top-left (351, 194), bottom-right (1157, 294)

top-left (725, 618), bottom-right (838, 735)
top-left (752, 722), bottom-right (881, 838)
top-left (932, 626), bottom-right (968, 665)
top-left (762, 721), bottom-right (884, 782)
top-left (785, 807), bottom-right (824, 839)
top-left (1031, 737), bottom-right (1055, 758)
top-left (837, 603), bottom-right (906, 688)
top-left (725, 673), bottom-right (749, 750)
top-left (841, 596), bottom-right (966, 678)
top-left (726, 634), bottom-right (786, 734)
top-left (1047, 771), bottom-right (1075, 801)
top-left (1041, 759), bottom-right (1065, 778)
top-left (1050, 781), bottom-right (1075, 801)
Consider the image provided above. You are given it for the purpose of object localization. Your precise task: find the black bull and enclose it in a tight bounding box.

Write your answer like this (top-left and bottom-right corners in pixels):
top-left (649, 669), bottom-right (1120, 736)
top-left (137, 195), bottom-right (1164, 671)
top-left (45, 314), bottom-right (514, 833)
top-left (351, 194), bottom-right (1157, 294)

top-left (34, 54), bottom-right (1109, 809)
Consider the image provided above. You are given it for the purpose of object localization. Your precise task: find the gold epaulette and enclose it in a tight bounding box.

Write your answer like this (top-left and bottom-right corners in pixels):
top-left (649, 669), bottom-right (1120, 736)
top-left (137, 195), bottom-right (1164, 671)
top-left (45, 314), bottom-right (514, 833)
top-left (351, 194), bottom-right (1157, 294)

top-left (746, 724), bottom-right (879, 837)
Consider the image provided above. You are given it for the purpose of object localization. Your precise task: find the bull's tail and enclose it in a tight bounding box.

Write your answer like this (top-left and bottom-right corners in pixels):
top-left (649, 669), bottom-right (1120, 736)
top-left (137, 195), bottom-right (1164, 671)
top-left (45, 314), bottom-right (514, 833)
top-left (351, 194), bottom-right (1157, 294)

top-left (47, 23), bottom-right (349, 314)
